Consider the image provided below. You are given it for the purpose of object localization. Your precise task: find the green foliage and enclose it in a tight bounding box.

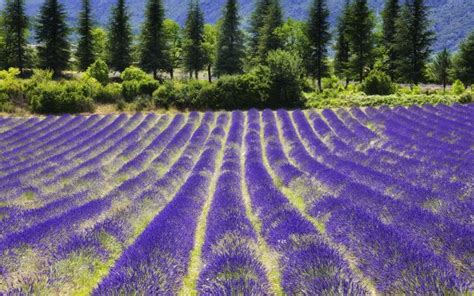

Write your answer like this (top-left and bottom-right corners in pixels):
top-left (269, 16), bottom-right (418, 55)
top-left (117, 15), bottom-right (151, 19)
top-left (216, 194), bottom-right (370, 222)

top-left (139, 0), bottom-right (166, 78)
top-left (248, 0), bottom-right (272, 62)
top-left (203, 24), bottom-right (218, 82)
top-left (265, 49), bottom-right (305, 108)
top-left (453, 31), bottom-right (474, 86)
top-left (95, 83), bottom-right (122, 103)
top-left (153, 79), bottom-right (209, 109)
top-left (333, 1), bottom-right (351, 84)
top-left (361, 70), bottom-right (395, 95)
top-left (451, 80), bottom-right (465, 95)
top-left (428, 49), bottom-right (451, 90)
top-left (108, 0), bottom-right (133, 72)
top-left (459, 92), bottom-right (473, 104)
top-left (120, 66), bottom-right (149, 81)
top-left (163, 19), bottom-right (183, 78)
top-left (306, 0), bottom-right (330, 90)
top-left (258, 0), bottom-right (284, 60)
top-left (183, 1), bottom-right (205, 78)
top-left (381, 0), bottom-right (400, 79)
top-left (36, 0), bottom-right (71, 76)
top-left (274, 19), bottom-right (309, 61)
top-left (215, 0), bottom-right (244, 76)
top-left (91, 28), bottom-right (108, 62)
top-left (346, 0), bottom-right (375, 82)
top-left (120, 66), bottom-right (159, 101)
top-left (76, 0), bottom-right (95, 71)
top-left (0, 68), bottom-right (25, 108)
top-left (28, 80), bottom-right (95, 114)
top-left (2, 0), bottom-right (29, 74)
top-left (305, 92), bottom-right (468, 109)
top-left (85, 59), bottom-right (109, 86)
top-left (394, 0), bottom-right (434, 84)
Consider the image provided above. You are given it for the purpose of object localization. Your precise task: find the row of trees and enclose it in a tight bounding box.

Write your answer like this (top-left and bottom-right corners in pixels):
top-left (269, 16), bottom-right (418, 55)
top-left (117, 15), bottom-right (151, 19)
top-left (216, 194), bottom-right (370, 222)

top-left (1, 0), bottom-right (473, 89)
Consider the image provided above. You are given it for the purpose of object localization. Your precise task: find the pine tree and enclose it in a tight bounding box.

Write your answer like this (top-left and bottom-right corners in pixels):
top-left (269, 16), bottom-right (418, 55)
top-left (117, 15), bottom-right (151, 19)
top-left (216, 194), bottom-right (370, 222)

top-left (183, 0), bottom-right (205, 79)
top-left (430, 48), bottom-right (451, 92)
top-left (249, 0), bottom-right (272, 55)
top-left (2, 0), bottom-right (28, 74)
top-left (76, 0), bottom-right (95, 71)
top-left (215, 0), bottom-right (244, 76)
top-left (108, 0), bottom-right (132, 72)
top-left (140, 0), bottom-right (166, 79)
top-left (307, 0), bottom-right (330, 91)
top-left (382, 0), bottom-right (400, 79)
top-left (36, 0), bottom-right (70, 76)
top-left (258, 0), bottom-right (283, 59)
top-left (334, 0), bottom-right (351, 86)
top-left (346, 0), bottom-right (375, 82)
top-left (453, 31), bottom-right (474, 87)
top-left (394, 0), bottom-right (434, 84)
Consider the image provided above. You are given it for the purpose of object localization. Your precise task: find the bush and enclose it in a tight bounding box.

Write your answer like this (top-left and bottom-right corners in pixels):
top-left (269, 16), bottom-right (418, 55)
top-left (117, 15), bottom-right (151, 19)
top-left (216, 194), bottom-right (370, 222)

top-left (29, 80), bottom-right (95, 114)
top-left (304, 92), bottom-right (467, 109)
top-left (153, 80), bottom-right (210, 110)
top-left (459, 93), bottom-right (473, 104)
top-left (120, 66), bottom-right (160, 102)
top-left (95, 83), bottom-right (122, 103)
top-left (361, 70), bottom-right (395, 95)
top-left (120, 66), bottom-right (150, 82)
top-left (85, 59), bottom-right (109, 85)
top-left (451, 80), bottom-right (466, 95)
top-left (265, 50), bottom-right (305, 108)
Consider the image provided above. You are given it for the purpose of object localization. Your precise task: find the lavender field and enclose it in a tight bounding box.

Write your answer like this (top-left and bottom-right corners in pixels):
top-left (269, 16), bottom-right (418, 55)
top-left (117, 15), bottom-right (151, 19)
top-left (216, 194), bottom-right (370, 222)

top-left (0, 104), bottom-right (473, 295)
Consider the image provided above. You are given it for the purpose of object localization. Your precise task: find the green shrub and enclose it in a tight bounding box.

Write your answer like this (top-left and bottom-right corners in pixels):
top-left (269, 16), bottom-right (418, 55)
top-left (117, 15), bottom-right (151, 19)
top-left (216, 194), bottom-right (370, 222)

top-left (153, 80), bottom-right (182, 108)
top-left (153, 80), bottom-right (210, 110)
top-left (120, 66), bottom-right (150, 82)
top-left (361, 70), bottom-right (395, 95)
top-left (120, 66), bottom-right (160, 102)
top-left (95, 83), bottom-right (122, 103)
top-left (28, 80), bottom-right (95, 114)
top-left (451, 79), bottom-right (466, 95)
top-left (265, 50), bottom-right (305, 108)
top-left (459, 93), bottom-right (473, 104)
top-left (85, 59), bottom-right (109, 85)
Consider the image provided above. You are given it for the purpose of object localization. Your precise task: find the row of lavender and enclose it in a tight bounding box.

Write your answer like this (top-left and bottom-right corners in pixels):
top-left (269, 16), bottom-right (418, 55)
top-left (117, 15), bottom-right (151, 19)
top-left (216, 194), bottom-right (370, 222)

top-left (0, 104), bottom-right (472, 294)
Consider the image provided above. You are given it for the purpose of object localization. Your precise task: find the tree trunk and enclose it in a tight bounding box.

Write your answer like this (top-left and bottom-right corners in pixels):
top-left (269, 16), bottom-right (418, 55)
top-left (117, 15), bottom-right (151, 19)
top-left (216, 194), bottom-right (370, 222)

top-left (195, 71), bottom-right (198, 80)
top-left (170, 68), bottom-right (174, 80)
top-left (317, 77), bottom-right (323, 92)
top-left (153, 69), bottom-right (157, 80)
top-left (208, 65), bottom-right (212, 83)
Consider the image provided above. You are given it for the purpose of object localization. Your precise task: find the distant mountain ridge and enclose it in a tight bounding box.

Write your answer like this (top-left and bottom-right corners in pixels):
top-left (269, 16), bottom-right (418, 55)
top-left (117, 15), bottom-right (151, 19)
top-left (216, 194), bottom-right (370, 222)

top-left (11, 0), bottom-right (474, 52)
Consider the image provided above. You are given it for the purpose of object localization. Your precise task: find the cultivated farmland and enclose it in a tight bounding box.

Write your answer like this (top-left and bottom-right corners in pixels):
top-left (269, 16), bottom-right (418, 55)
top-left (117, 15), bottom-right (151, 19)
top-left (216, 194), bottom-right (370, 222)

top-left (0, 104), bottom-right (473, 295)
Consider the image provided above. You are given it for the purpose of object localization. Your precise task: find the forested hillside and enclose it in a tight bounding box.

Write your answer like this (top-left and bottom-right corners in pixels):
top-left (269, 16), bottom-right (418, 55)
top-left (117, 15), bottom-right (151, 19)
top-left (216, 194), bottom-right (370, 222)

top-left (12, 0), bottom-right (474, 51)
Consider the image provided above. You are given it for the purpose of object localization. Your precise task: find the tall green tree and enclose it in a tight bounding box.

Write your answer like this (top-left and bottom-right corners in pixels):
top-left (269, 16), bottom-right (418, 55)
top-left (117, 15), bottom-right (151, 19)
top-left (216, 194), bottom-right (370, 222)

top-left (203, 24), bottom-right (217, 82)
top-left (36, 0), bottom-right (70, 76)
top-left (381, 0), bottom-right (400, 79)
top-left (394, 0), bottom-right (434, 84)
top-left (346, 0), bottom-right (375, 82)
top-left (163, 19), bottom-right (183, 79)
top-left (334, 0), bottom-right (351, 86)
top-left (429, 48), bottom-right (451, 92)
top-left (453, 31), bottom-right (474, 87)
top-left (258, 0), bottom-right (284, 59)
top-left (108, 0), bottom-right (132, 72)
top-left (92, 27), bottom-right (108, 61)
top-left (307, 0), bottom-right (330, 91)
top-left (215, 0), bottom-right (244, 76)
top-left (76, 0), bottom-right (95, 71)
top-left (2, 0), bottom-right (28, 74)
top-left (140, 0), bottom-right (166, 79)
top-left (249, 0), bottom-right (272, 56)
top-left (183, 0), bottom-right (205, 79)
top-left (0, 14), bottom-right (5, 69)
